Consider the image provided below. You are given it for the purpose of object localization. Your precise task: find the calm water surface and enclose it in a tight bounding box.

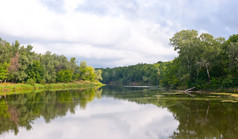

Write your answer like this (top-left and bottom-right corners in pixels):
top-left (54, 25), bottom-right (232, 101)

top-left (0, 86), bottom-right (238, 139)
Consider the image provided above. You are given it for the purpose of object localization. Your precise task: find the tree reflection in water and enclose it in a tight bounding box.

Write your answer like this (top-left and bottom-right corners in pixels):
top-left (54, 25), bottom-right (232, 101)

top-left (0, 88), bottom-right (102, 135)
top-left (102, 86), bottom-right (238, 139)
top-left (0, 86), bottom-right (238, 138)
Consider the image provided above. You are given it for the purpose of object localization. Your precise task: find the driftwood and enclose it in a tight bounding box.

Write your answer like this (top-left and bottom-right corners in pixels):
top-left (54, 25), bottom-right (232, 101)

top-left (184, 87), bottom-right (196, 92)
top-left (184, 87), bottom-right (196, 97)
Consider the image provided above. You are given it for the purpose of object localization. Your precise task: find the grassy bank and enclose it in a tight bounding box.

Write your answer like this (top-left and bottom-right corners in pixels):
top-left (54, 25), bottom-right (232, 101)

top-left (0, 81), bottom-right (104, 95)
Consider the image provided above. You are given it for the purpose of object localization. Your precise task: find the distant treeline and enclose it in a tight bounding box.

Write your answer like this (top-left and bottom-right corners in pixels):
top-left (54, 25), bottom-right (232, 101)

top-left (102, 30), bottom-right (238, 89)
top-left (101, 63), bottom-right (161, 85)
top-left (0, 38), bottom-right (102, 84)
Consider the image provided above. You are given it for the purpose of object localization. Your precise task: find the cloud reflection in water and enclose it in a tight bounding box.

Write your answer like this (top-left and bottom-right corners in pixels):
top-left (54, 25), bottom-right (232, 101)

top-left (3, 97), bottom-right (179, 139)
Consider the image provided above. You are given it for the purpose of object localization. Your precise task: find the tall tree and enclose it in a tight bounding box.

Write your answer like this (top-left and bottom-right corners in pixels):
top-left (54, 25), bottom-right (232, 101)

top-left (0, 63), bottom-right (10, 83)
top-left (8, 53), bottom-right (20, 82)
top-left (26, 61), bottom-right (45, 83)
top-left (95, 70), bottom-right (103, 81)
top-left (169, 30), bottom-right (224, 84)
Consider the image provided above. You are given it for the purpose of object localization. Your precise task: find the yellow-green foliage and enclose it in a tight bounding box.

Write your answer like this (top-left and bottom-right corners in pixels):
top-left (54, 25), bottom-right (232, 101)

top-left (0, 81), bottom-right (103, 95)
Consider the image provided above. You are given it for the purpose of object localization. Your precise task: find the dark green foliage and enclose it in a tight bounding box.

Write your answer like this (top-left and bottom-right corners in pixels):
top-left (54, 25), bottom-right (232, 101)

top-left (26, 61), bottom-right (45, 83)
top-left (159, 30), bottom-right (238, 89)
top-left (101, 63), bottom-right (160, 85)
top-left (159, 59), bottom-right (180, 89)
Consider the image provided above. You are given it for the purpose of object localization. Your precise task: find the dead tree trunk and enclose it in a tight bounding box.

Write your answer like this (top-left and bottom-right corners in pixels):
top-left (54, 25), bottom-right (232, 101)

top-left (184, 87), bottom-right (196, 92)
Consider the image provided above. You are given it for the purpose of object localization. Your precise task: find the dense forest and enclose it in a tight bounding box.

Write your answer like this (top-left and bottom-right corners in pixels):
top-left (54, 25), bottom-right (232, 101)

top-left (102, 30), bottom-right (238, 89)
top-left (101, 63), bottom-right (161, 85)
top-left (0, 38), bottom-right (102, 84)
top-left (160, 30), bottom-right (238, 89)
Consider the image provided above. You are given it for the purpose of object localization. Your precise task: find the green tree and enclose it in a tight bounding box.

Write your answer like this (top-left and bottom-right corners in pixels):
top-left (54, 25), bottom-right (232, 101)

top-left (79, 61), bottom-right (88, 80)
top-left (196, 33), bottom-right (224, 81)
top-left (26, 61), bottom-right (45, 83)
top-left (0, 38), bottom-right (13, 63)
top-left (0, 63), bottom-right (10, 82)
top-left (226, 35), bottom-right (238, 74)
top-left (56, 70), bottom-right (73, 83)
top-left (0, 37), bottom-right (102, 84)
top-left (95, 69), bottom-right (103, 81)
top-left (168, 30), bottom-right (225, 88)
top-left (224, 34), bottom-right (238, 87)
top-left (159, 59), bottom-right (181, 88)
top-left (85, 66), bottom-right (96, 82)
top-left (8, 53), bottom-right (20, 82)
top-left (101, 63), bottom-right (160, 85)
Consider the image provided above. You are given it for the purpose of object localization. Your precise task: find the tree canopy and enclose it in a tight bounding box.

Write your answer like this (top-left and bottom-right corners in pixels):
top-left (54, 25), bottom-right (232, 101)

top-left (0, 38), bottom-right (102, 84)
top-left (159, 30), bottom-right (238, 89)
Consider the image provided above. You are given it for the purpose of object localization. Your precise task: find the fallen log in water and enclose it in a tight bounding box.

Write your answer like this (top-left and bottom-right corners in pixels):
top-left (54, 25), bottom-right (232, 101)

top-left (184, 87), bottom-right (196, 97)
top-left (184, 87), bottom-right (196, 92)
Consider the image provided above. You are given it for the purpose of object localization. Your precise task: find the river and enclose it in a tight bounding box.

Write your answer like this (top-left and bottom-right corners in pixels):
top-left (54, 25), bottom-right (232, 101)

top-left (0, 86), bottom-right (238, 139)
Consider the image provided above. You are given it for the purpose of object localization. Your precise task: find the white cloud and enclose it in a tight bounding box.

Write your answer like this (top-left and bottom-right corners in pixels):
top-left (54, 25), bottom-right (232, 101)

top-left (1, 0), bottom-right (235, 67)
top-left (32, 41), bottom-right (176, 67)
top-left (0, 0), bottom-right (177, 67)
top-left (0, 0), bottom-right (57, 39)
top-left (63, 0), bottom-right (85, 12)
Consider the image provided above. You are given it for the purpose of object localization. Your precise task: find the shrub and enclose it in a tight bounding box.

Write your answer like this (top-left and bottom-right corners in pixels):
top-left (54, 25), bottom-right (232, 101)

top-left (222, 76), bottom-right (233, 88)
top-left (40, 79), bottom-right (46, 85)
top-left (56, 70), bottom-right (73, 83)
top-left (26, 78), bottom-right (36, 86)
top-left (210, 77), bottom-right (222, 89)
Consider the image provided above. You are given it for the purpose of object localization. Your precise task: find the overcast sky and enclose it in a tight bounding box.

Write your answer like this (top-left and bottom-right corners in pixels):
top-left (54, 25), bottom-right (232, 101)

top-left (0, 0), bottom-right (237, 68)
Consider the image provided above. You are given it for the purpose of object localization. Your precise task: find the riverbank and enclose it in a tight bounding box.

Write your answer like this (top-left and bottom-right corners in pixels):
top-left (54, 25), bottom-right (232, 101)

top-left (0, 81), bottom-right (104, 95)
